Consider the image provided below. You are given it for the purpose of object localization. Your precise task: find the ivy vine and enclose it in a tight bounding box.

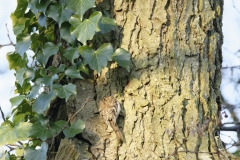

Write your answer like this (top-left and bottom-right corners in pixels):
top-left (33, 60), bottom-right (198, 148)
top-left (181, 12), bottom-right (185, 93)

top-left (0, 0), bottom-right (130, 159)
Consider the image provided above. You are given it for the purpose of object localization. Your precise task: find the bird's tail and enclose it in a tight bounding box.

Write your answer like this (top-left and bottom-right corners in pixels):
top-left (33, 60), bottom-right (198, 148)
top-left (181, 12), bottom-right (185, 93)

top-left (110, 121), bottom-right (124, 142)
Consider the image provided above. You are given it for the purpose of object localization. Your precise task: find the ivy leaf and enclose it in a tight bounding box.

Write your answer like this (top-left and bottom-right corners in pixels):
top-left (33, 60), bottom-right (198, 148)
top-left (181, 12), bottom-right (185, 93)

top-left (6, 52), bottom-right (28, 70)
top-left (46, 3), bottom-right (73, 27)
top-left (37, 42), bottom-right (59, 66)
top-left (65, 67), bottom-right (82, 79)
top-left (28, 84), bottom-right (41, 99)
top-left (42, 74), bottom-right (58, 90)
top-left (70, 12), bottom-right (102, 45)
top-left (78, 64), bottom-right (90, 76)
top-left (112, 48), bottom-right (131, 72)
top-left (10, 95), bottom-right (25, 107)
top-left (63, 47), bottom-right (79, 64)
top-left (13, 0), bottom-right (28, 18)
top-left (60, 22), bottom-right (75, 44)
top-left (11, 15), bottom-right (28, 35)
top-left (28, 0), bottom-right (38, 16)
top-left (38, 13), bottom-right (47, 27)
top-left (43, 42), bottom-right (59, 58)
top-left (28, 79), bottom-right (42, 99)
top-left (80, 43), bottom-right (113, 73)
top-left (63, 119), bottom-right (85, 138)
top-left (16, 68), bottom-right (26, 86)
top-left (13, 114), bottom-right (26, 125)
top-left (47, 64), bottom-right (66, 74)
top-left (36, 0), bottom-right (50, 14)
top-left (98, 16), bottom-right (117, 34)
top-left (24, 142), bottom-right (48, 160)
top-left (24, 68), bottom-right (35, 81)
top-left (66, 0), bottom-right (96, 21)
top-left (0, 122), bottom-right (32, 146)
top-left (16, 34), bottom-right (32, 59)
top-left (32, 90), bottom-right (56, 114)
top-left (29, 121), bottom-right (52, 141)
top-left (54, 83), bottom-right (77, 101)
top-left (44, 25), bottom-right (55, 41)
top-left (15, 81), bottom-right (31, 95)
top-left (31, 33), bottom-right (44, 53)
top-left (50, 120), bottom-right (66, 134)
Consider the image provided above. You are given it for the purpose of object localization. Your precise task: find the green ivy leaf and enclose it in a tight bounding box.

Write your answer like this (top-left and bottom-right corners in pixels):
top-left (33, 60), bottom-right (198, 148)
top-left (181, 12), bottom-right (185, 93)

top-left (12, 99), bottom-right (32, 115)
top-left (13, 114), bottom-right (26, 125)
top-left (63, 119), bottom-right (85, 138)
top-left (13, 0), bottom-right (28, 18)
top-left (70, 12), bottom-right (102, 45)
top-left (24, 142), bottom-right (48, 160)
top-left (37, 42), bottom-right (59, 66)
top-left (15, 81), bottom-right (31, 95)
top-left (31, 33), bottom-right (44, 53)
top-left (16, 34), bottom-right (32, 59)
top-left (42, 74), bottom-right (58, 90)
top-left (32, 90), bottom-right (56, 114)
top-left (65, 67), bottom-right (82, 79)
top-left (54, 83), bottom-right (77, 101)
top-left (38, 13), bottom-right (47, 27)
top-left (60, 22), bottom-right (75, 44)
top-left (80, 43), bottom-right (113, 73)
top-left (0, 122), bottom-right (32, 146)
top-left (24, 68), bottom-right (35, 81)
top-left (35, 0), bottom-right (50, 15)
top-left (29, 121), bottom-right (52, 141)
top-left (46, 3), bottom-right (73, 27)
top-left (16, 68), bottom-right (26, 86)
top-left (6, 52), bottom-right (28, 70)
top-left (50, 120), bottom-right (66, 134)
top-left (98, 16), bottom-right (117, 34)
top-left (43, 42), bottom-right (59, 58)
top-left (63, 47), bottom-right (79, 64)
top-left (11, 15), bottom-right (28, 35)
top-left (44, 25), bottom-right (55, 41)
top-left (78, 64), bottom-right (90, 76)
top-left (10, 95), bottom-right (25, 107)
top-left (112, 48), bottom-right (131, 72)
top-left (28, 79), bottom-right (42, 99)
top-left (66, 0), bottom-right (96, 21)
top-left (47, 64), bottom-right (66, 74)
top-left (28, 0), bottom-right (38, 16)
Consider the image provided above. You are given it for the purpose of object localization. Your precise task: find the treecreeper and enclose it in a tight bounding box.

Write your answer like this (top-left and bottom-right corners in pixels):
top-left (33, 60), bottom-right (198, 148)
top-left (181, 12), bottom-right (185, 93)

top-left (98, 96), bottom-right (124, 142)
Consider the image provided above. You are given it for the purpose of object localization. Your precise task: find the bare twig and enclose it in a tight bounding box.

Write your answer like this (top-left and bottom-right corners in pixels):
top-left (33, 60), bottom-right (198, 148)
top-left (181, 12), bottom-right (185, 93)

top-left (0, 24), bottom-right (16, 48)
top-left (232, 0), bottom-right (240, 14)
top-left (221, 65), bottom-right (240, 69)
top-left (0, 106), bottom-right (6, 121)
top-left (220, 125), bottom-right (240, 131)
top-left (5, 24), bottom-right (14, 45)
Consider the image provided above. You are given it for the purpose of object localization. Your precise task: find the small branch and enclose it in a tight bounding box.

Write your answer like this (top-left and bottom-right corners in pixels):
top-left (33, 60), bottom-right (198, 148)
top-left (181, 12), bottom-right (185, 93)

top-left (220, 125), bottom-right (240, 132)
top-left (221, 65), bottom-right (240, 69)
top-left (232, 0), bottom-right (240, 14)
top-left (0, 24), bottom-right (16, 48)
top-left (0, 106), bottom-right (6, 121)
top-left (5, 24), bottom-right (14, 45)
top-left (178, 150), bottom-right (218, 154)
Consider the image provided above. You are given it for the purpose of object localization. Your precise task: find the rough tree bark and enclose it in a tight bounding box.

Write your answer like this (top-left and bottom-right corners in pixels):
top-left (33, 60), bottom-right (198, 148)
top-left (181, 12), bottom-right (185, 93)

top-left (48, 0), bottom-right (234, 159)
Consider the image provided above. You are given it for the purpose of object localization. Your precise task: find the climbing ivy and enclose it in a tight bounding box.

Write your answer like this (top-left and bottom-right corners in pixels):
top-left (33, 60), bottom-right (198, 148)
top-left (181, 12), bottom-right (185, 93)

top-left (1, 0), bottom-right (130, 159)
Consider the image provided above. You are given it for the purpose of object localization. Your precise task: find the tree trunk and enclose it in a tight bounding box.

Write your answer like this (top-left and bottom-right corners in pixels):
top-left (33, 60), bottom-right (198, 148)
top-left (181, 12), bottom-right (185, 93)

top-left (50, 0), bottom-right (233, 159)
